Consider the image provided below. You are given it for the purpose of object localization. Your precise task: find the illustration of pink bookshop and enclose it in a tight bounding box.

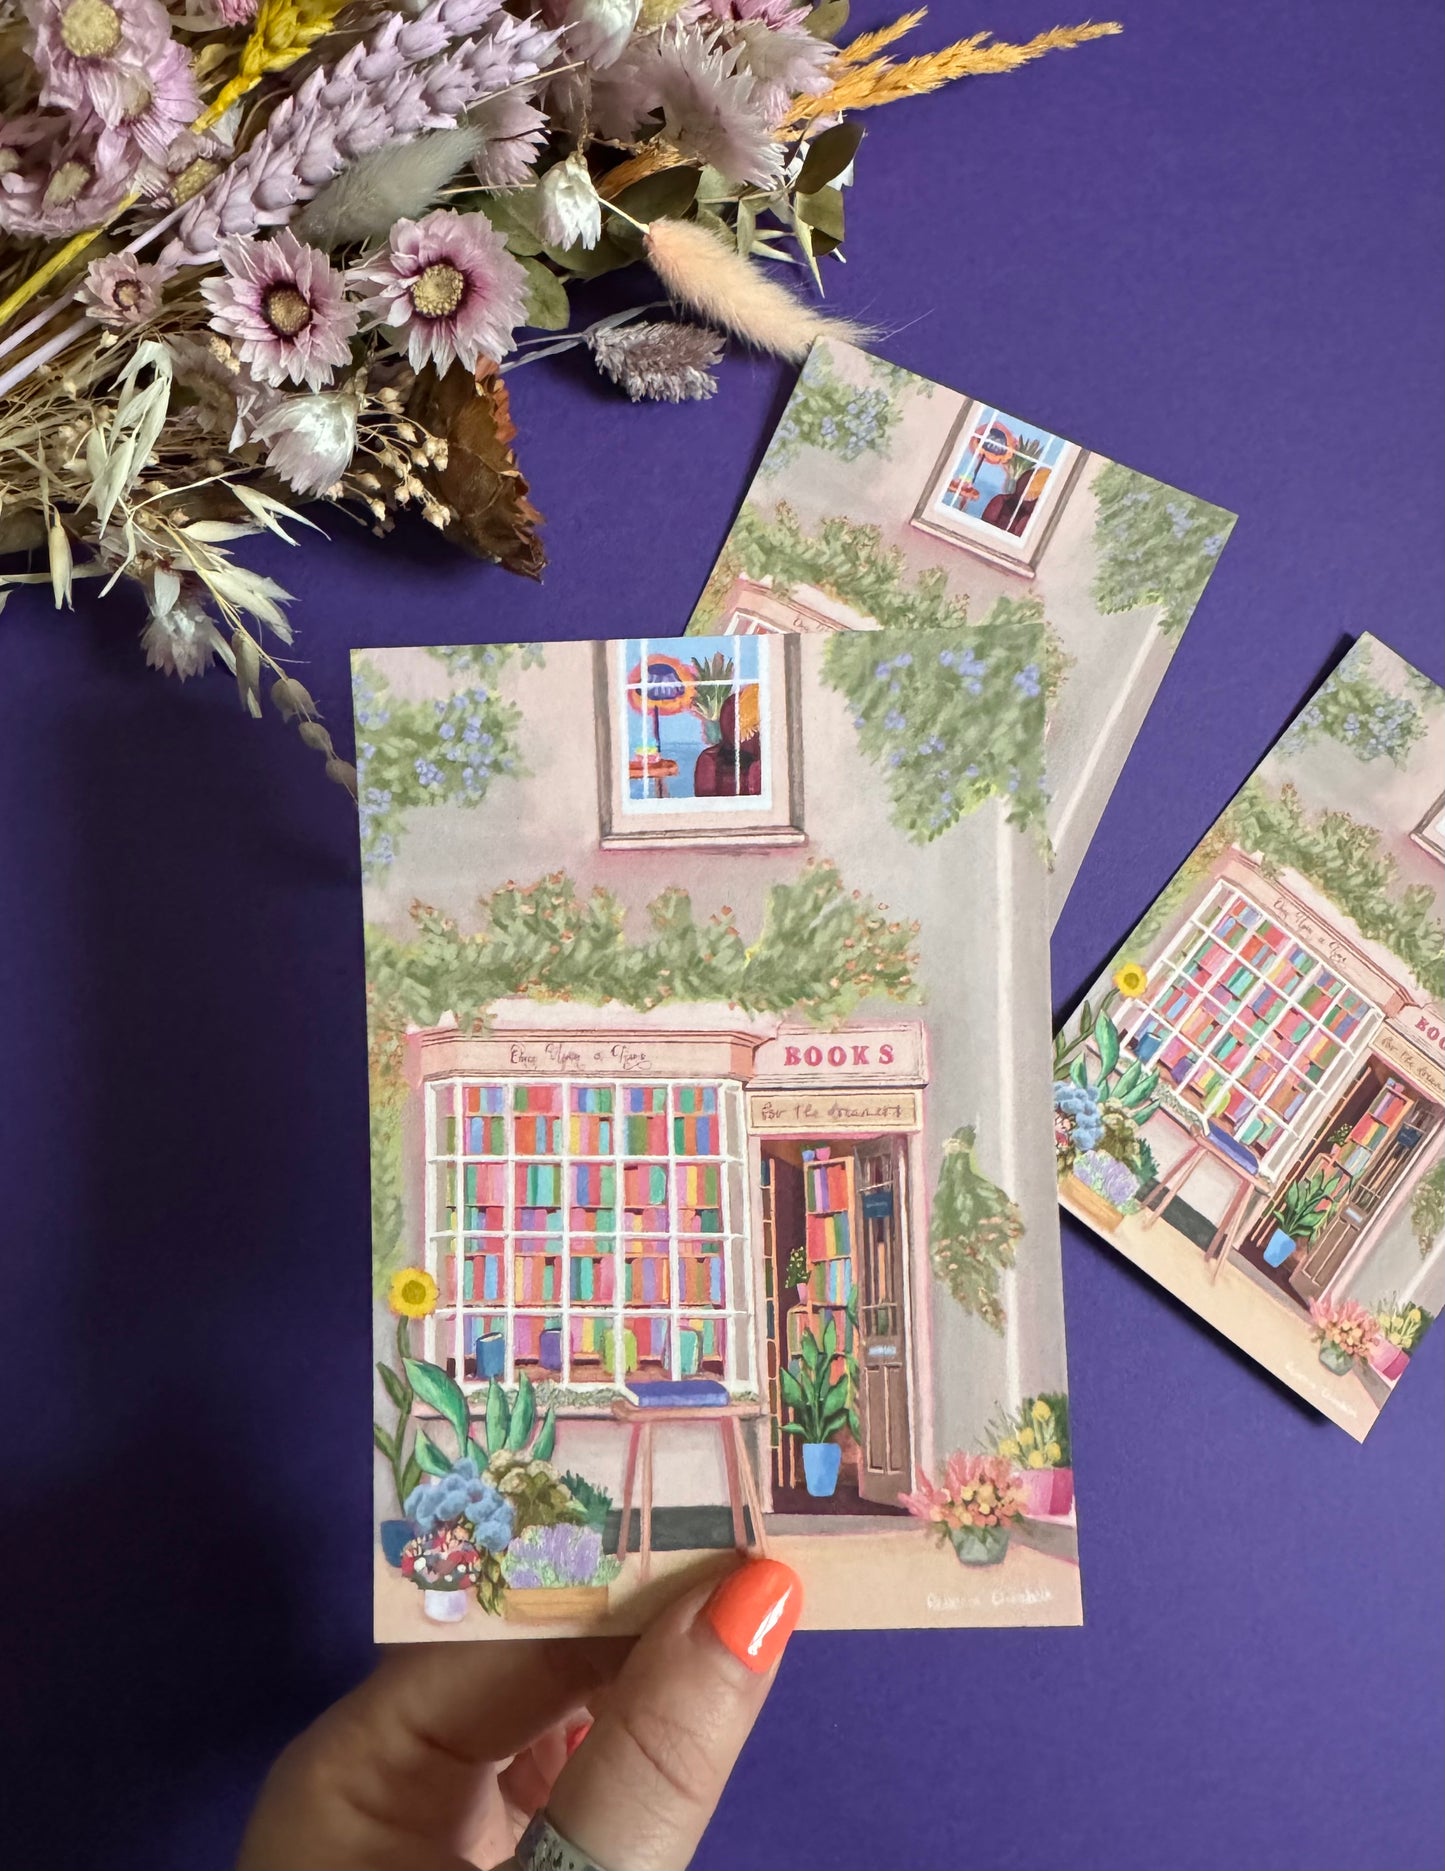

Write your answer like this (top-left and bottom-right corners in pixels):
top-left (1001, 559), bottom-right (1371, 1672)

top-left (358, 632), bottom-right (1079, 1639)
top-left (1056, 636), bottom-right (1444, 1441)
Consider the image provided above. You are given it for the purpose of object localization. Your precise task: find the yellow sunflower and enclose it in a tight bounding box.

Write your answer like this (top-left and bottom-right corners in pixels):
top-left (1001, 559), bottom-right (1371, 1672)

top-left (1113, 960), bottom-right (1149, 998)
top-left (388, 1267), bottom-right (439, 1319)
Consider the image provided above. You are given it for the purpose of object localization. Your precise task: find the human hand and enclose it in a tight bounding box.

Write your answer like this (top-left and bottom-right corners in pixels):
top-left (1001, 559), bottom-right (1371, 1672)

top-left (237, 1555), bottom-right (802, 1871)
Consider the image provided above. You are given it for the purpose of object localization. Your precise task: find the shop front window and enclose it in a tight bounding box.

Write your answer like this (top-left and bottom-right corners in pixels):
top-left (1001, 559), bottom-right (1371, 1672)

top-left (912, 402), bottom-right (1083, 571)
top-left (596, 637), bottom-right (804, 846)
top-left (424, 1076), bottom-right (752, 1394)
top-left (1119, 883), bottom-right (1381, 1173)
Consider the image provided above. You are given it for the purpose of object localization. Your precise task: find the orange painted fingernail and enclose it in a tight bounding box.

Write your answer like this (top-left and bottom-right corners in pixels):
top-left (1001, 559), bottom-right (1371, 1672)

top-left (701, 1558), bottom-right (802, 1674)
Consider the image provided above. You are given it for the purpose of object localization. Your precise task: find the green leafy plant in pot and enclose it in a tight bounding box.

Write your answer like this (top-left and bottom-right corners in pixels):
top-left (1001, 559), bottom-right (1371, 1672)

top-left (780, 1317), bottom-right (850, 1497)
top-left (1263, 1166), bottom-right (1344, 1269)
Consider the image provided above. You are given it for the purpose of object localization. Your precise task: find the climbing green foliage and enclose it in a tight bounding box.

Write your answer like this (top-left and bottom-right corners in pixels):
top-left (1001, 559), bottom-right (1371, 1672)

top-left (763, 343), bottom-right (907, 473)
top-left (366, 859), bottom-right (921, 1037)
top-left (929, 1125), bottom-right (1024, 1334)
top-left (822, 603), bottom-right (1049, 842)
top-left (1090, 460), bottom-right (1234, 635)
top-left (1231, 780), bottom-right (1445, 998)
top-left (1280, 642), bottom-right (1434, 766)
top-left (1412, 1161), bottom-right (1445, 1258)
top-left (352, 646), bottom-right (545, 876)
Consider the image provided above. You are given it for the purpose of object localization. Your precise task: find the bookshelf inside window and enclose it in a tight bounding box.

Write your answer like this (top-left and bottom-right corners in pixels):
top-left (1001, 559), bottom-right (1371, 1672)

top-left (425, 1076), bottom-right (748, 1392)
top-left (1119, 882), bottom-right (1380, 1174)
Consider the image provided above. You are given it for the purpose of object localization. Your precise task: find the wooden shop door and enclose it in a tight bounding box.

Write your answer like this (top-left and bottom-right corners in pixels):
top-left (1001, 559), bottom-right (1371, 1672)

top-left (855, 1139), bottom-right (913, 1504)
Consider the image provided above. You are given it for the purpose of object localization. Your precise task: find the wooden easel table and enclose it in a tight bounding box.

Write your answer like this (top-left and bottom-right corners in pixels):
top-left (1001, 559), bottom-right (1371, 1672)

top-left (611, 1398), bottom-right (770, 1579)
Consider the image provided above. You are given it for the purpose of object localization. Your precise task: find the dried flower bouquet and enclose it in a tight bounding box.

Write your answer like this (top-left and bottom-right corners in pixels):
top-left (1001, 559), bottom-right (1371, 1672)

top-left (0, 0), bottom-right (1119, 775)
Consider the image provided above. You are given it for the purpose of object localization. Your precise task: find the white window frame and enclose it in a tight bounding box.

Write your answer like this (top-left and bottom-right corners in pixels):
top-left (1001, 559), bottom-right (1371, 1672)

top-left (911, 400), bottom-right (1085, 575)
top-left (1410, 795), bottom-right (1445, 863)
top-left (596, 637), bottom-right (804, 848)
top-left (1118, 880), bottom-right (1382, 1175)
top-left (423, 1075), bottom-right (754, 1398)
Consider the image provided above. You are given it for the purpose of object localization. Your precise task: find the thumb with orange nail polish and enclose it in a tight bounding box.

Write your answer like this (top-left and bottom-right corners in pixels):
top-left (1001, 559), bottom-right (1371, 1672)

top-left (547, 1556), bottom-right (803, 1871)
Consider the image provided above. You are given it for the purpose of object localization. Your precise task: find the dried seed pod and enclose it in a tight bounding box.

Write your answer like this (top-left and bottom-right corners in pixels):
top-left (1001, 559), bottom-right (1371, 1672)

top-left (271, 675), bottom-right (316, 721)
top-left (232, 626), bottom-right (262, 718)
top-left (325, 756), bottom-right (358, 796)
top-left (297, 720), bottom-right (334, 755)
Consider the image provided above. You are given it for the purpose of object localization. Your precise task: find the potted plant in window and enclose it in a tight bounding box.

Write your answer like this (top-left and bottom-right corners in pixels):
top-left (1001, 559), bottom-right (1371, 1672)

top-left (899, 1453), bottom-right (1025, 1566)
top-left (784, 1244), bottom-right (809, 1305)
top-left (1369, 1297), bottom-right (1433, 1382)
top-left (1309, 1296), bottom-right (1383, 1376)
top-left (780, 1317), bottom-right (850, 1497)
top-left (1263, 1167), bottom-right (1345, 1269)
top-left (989, 1393), bottom-right (1073, 1516)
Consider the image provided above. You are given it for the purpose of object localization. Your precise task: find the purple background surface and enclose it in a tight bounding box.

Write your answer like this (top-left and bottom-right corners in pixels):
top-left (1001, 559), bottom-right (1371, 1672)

top-left (2, 3), bottom-right (1443, 1867)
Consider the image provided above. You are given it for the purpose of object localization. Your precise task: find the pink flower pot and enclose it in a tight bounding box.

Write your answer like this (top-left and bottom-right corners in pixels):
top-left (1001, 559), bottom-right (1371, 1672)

top-left (1369, 1341), bottom-right (1409, 1382)
top-left (1016, 1467), bottom-right (1074, 1517)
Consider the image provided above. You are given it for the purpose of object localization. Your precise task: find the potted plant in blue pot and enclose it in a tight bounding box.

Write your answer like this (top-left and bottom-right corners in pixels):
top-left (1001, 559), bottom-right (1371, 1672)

top-left (780, 1317), bottom-right (850, 1496)
top-left (1262, 1166), bottom-right (1344, 1269)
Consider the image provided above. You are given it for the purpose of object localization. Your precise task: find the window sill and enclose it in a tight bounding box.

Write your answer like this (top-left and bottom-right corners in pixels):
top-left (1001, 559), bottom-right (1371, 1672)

top-left (598, 827), bottom-right (807, 851)
top-left (906, 515), bottom-right (1038, 577)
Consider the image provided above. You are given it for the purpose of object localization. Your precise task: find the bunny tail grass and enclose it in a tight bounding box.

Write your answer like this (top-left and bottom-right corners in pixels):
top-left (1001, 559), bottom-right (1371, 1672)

top-left (294, 126), bottom-right (479, 249)
top-left (643, 218), bottom-right (876, 362)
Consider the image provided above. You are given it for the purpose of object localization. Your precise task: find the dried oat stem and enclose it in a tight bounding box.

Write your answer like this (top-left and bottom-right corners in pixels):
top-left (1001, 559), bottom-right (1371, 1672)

top-left (831, 9), bottom-right (929, 69)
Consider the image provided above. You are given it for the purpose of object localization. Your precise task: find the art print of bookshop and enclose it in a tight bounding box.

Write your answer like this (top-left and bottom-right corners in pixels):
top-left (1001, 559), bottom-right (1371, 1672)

top-left (406, 1009), bottom-right (931, 1527)
top-left (1119, 854), bottom-right (1445, 1311)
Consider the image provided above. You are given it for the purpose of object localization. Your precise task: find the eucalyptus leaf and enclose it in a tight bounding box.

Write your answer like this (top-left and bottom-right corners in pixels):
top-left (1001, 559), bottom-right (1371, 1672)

top-left (478, 191), bottom-right (543, 257)
top-left (692, 206), bottom-right (733, 245)
top-left (518, 255), bottom-right (569, 331)
top-left (796, 123), bottom-right (863, 195)
top-left (613, 166), bottom-right (701, 224)
top-left (797, 185), bottom-right (844, 241)
top-left (806, 0), bottom-right (849, 39)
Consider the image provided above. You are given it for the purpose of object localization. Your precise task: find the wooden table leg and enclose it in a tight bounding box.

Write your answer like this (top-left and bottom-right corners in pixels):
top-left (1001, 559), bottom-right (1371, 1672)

top-left (638, 1424), bottom-right (654, 1580)
top-left (617, 1423), bottom-right (641, 1565)
top-left (731, 1419), bottom-right (770, 1558)
top-left (1207, 1177), bottom-right (1254, 1280)
top-left (720, 1419), bottom-right (746, 1551)
top-left (1138, 1140), bottom-right (1202, 1231)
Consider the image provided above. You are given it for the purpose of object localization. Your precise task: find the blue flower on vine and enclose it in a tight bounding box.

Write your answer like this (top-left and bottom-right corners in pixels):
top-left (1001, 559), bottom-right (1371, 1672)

top-left (884, 710), bottom-right (906, 732)
top-left (1014, 664), bottom-right (1041, 698)
top-left (415, 758), bottom-right (444, 787)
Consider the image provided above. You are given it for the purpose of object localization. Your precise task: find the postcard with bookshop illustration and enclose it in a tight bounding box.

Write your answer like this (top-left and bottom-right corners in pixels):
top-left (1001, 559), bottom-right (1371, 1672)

top-left (684, 339), bottom-right (1236, 912)
top-left (357, 625), bottom-right (1081, 1638)
top-left (1054, 635), bottom-right (1444, 1440)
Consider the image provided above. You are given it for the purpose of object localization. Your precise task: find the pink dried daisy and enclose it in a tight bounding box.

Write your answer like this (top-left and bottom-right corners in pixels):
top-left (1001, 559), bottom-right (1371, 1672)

top-left (108, 38), bottom-right (201, 164)
top-left (24, 0), bottom-right (173, 130)
top-left (352, 210), bottom-right (528, 377)
top-left (200, 230), bottom-right (359, 392)
top-left (77, 249), bottom-right (172, 326)
top-left (0, 112), bottom-right (137, 238)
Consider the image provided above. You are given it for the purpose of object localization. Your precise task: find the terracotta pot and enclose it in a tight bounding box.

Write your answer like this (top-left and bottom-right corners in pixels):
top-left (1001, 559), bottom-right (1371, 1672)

top-left (503, 1585), bottom-right (610, 1624)
top-left (1016, 1466), bottom-right (1074, 1517)
top-left (1062, 1173), bottom-right (1123, 1232)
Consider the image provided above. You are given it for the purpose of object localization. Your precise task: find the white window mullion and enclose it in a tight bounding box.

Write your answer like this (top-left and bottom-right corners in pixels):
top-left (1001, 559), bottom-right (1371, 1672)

top-left (612, 1080), bottom-right (626, 1389)
top-left (666, 1082), bottom-right (681, 1379)
top-left (559, 1078), bottom-right (573, 1388)
top-left (723, 1081), bottom-right (749, 1389)
top-left (503, 1084), bottom-right (517, 1386)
